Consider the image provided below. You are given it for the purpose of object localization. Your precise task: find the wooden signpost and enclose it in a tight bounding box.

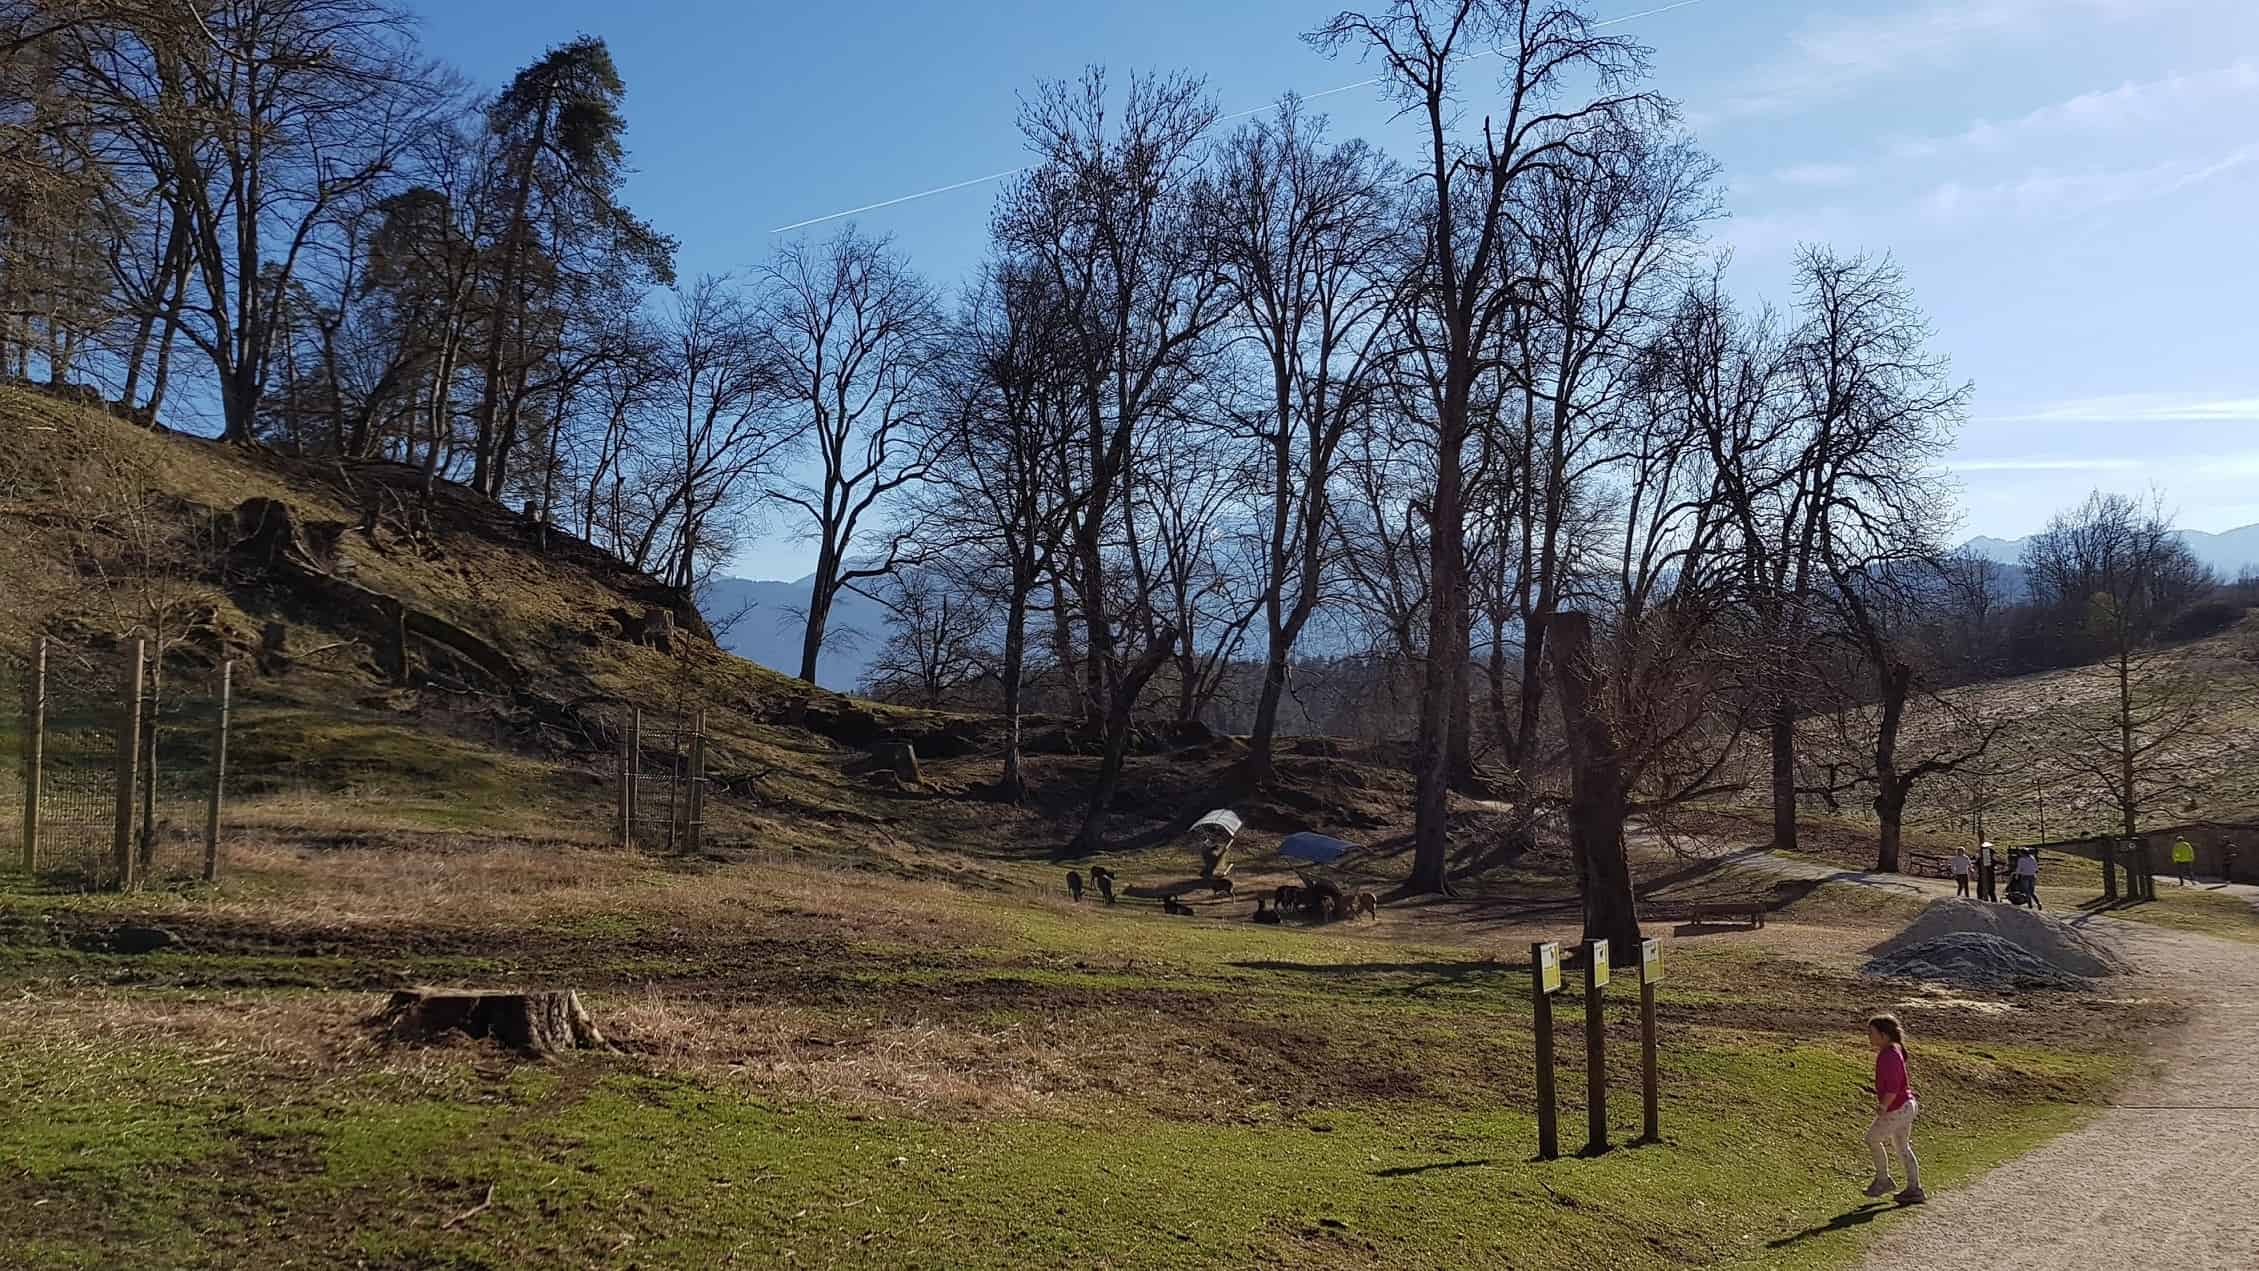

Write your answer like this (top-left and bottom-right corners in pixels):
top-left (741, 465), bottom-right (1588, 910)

top-left (1640, 937), bottom-right (1662, 1142)
top-left (1586, 938), bottom-right (1610, 1155)
top-left (1531, 941), bottom-right (1561, 1160)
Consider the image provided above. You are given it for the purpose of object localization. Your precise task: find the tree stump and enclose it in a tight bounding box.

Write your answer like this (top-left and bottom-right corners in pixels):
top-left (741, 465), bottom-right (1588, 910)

top-left (374, 988), bottom-right (607, 1057)
top-left (871, 739), bottom-right (922, 785)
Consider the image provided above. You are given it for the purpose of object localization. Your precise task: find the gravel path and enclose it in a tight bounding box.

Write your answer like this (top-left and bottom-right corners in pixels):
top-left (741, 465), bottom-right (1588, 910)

top-left (1857, 920), bottom-right (2259, 1270)
top-left (1718, 849), bottom-right (2259, 1269)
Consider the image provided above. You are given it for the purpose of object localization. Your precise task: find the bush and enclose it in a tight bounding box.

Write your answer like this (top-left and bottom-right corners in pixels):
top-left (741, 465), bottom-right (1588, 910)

top-left (2161, 598), bottom-right (2246, 644)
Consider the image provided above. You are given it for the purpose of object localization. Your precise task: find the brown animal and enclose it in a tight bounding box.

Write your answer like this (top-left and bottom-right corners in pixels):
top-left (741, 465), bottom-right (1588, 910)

top-left (1250, 898), bottom-right (1281, 925)
top-left (1066, 871), bottom-right (1084, 902)
top-left (1354, 890), bottom-right (1377, 921)
top-left (1207, 876), bottom-right (1235, 898)
top-left (1274, 884), bottom-right (1302, 912)
top-left (1163, 895), bottom-right (1193, 916)
top-left (1091, 867), bottom-right (1117, 904)
top-left (1304, 879), bottom-right (1344, 921)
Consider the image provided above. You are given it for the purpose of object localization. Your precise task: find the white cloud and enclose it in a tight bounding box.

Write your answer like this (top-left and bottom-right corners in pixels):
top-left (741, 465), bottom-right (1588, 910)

top-left (1948, 457), bottom-right (2147, 473)
top-left (1774, 162), bottom-right (1860, 187)
top-left (1892, 60), bottom-right (2259, 159)
top-left (1981, 393), bottom-right (2259, 424)
top-left (1714, 0), bottom-right (2200, 121)
top-left (1916, 144), bottom-right (2259, 222)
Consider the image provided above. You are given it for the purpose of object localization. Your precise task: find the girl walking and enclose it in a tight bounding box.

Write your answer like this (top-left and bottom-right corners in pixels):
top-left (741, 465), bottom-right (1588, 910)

top-left (1862, 1014), bottom-right (1925, 1204)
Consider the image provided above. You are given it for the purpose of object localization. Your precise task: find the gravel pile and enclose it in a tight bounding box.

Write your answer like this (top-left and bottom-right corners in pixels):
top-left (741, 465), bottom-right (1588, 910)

top-left (1862, 898), bottom-right (2130, 989)
top-left (1863, 932), bottom-right (2090, 989)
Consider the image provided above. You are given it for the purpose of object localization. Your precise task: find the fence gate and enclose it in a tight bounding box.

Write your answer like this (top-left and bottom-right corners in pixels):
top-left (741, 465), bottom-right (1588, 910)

top-left (10, 638), bottom-right (232, 889)
top-left (618, 706), bottom-right (707, 853)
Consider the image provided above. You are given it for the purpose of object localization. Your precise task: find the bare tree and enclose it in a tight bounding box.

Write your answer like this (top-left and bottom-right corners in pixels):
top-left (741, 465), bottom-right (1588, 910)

top-left (997, 69), bottom-right (1227, 854)
top-left (2024, 492), bottom-right (2229, 900)
top-left (859, 569), bottom-right (991, 708)
top-left (1310, 0), bottom-right (1662, 894)
top-left (1207, 97), bottom-right (1403, 775)
top-left (758, 226), bottom-right (942, 684)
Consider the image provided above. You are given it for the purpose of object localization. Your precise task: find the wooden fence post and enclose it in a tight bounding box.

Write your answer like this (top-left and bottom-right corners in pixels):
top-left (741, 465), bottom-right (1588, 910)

top-left (1585, 938), bottom-right (1611, 1156)
top-left (1639, 937), bottom-right (1662, 1143)
top-left (20, 638), bottom-right (44, 875)
top-left (686, 707), bottom-right (707, 855)
top-left (112, 638), bottom-right (145, 891)
top-left (203, 660), bottom-right (231, 882)
top-left (1532, 941), bottom-right (1561, 1161)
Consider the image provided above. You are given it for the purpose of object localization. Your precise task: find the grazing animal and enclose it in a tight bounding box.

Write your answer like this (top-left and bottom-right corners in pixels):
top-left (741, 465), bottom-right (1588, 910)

top-left (1163, 895), bottom-right (1192, 916)
top-left (1091, 866), bottom-right (1117, 904)
top-left (1207, 876), bottom-right (1235, 898)
top-left (1066, 871), bottom-right (1084, 902)
top-left (1354, 890), bottom-right (1377, 921)
top-left (1251, 898), bottom-right (1281, 925)
top-left (1305, 880), bottom-right (1345, 921)
top-left (1274, 884), bottom-right (1302, 912)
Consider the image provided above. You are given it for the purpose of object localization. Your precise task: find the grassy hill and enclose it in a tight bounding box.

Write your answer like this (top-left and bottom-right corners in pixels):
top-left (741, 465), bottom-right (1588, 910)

top-left (2, 383), bottom-right (2249, 1267)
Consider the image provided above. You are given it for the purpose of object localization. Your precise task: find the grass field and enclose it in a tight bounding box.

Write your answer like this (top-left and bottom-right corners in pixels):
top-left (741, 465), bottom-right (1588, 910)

top-left (0, 834), bottom-right (2169, 1269)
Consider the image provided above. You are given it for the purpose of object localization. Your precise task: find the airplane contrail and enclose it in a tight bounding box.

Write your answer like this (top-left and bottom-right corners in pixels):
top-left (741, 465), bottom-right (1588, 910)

top-left (769, 0), bottom-right (1713, 235)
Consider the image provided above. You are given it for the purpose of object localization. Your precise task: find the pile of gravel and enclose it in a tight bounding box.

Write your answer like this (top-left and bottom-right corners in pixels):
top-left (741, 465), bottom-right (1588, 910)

top-left (1862, 898), bottom-right (2130, 989)
top-left (1863, 932), bottom-right (2090, 990)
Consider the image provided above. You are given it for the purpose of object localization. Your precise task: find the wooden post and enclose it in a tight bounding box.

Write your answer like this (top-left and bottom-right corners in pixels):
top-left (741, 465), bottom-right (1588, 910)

top-left (20, 638), bottom-right (44, 874)
top-left (686, 707), bottom-right (707, 855)
top-left (625, 707), bottom-right (641, 847)
top-left (1639, 937), bottom-right (1662, 1143)
top-left (615, 709), bottom-right (632, 849)
top-left (203, 661), bottom-right (231, 882)
top-left (112, 638), bottom-right (146, 891)
top-left (1532, 941), bottom-right (1560, 1161)
top-left (1585, 938), bottom-right (1610, 1156)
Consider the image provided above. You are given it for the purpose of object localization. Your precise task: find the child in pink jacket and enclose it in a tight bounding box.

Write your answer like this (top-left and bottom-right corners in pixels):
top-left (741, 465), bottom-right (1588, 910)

top-left (1863, 1013), bottom-right (1925, 1204)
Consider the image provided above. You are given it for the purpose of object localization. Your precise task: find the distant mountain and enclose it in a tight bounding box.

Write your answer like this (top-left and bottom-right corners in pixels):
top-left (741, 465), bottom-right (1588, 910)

top-left (699, 574), bottom-right (890, 690)
top-left (1960, 523), bottom-right (2259, 581)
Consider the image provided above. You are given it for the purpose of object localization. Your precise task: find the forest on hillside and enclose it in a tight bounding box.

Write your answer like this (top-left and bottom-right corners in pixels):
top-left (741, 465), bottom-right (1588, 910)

top-left (8, 0), bottom-right (2255, 933)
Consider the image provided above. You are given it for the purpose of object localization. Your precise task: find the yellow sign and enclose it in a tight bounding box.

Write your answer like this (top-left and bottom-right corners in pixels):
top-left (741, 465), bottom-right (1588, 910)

top-left (1641, 937), bottom-right (1662, 985)
top-left (1537, 942), bottom-right (1562, 995)
top-left (1590, 939), bottom-right (1610, 988)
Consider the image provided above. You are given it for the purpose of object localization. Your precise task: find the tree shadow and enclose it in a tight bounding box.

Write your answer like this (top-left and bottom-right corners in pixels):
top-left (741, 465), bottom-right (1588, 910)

top-left (1370, 1157), bottom-right (1494, 1178)
top-left (1226, 958), bottom-right (1519, 990)
top-left (1764, 1202), bottom-right (1895, 1249)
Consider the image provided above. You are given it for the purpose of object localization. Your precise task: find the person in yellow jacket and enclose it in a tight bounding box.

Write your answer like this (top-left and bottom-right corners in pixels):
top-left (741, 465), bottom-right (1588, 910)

top-left (2172, 837), bottom-right (2197, 887)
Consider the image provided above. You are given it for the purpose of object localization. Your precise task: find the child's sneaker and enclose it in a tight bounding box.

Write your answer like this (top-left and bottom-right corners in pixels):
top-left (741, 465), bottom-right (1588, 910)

top-left (1863, 1178), bottom-right (1894, 1198)
top-left (1896, 1187), bottom-right (1927, 1205)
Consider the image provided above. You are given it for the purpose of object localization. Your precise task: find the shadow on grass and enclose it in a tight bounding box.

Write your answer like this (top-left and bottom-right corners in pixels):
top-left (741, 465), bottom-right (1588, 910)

top-left (1227, 958), bottom-right (1519, 987)
top-left (1370, 1157), bottom-right (1493, 1178)
top-left (1764, 1202), bottom-right (1896, 1249)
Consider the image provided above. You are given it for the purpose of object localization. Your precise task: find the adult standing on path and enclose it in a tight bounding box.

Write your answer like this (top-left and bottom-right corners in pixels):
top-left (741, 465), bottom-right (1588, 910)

top-left (1948, 847), bottom-right (1972, 898)
top-left (1977, 841), bottom-right (1997, 902)
top-left (2174, 837), bottom-right (2197, 887)
top-left (2013, 849), bottom-right (2042, 910)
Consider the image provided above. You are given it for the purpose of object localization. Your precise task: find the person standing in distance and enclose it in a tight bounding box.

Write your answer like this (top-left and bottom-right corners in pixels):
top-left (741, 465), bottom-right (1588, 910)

top-left (2172, 836), bottom-right (2197, 887)
top-left (1977, 840), bottom-right (1997, 902)
top-left (1948, 846), bottom-right (1972, 898)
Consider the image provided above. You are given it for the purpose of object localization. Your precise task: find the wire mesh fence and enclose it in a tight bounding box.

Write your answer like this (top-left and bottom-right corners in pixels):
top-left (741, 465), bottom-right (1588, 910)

top-left (6, 638), bottom-right (229, 889)
top-left (622, 706), bottom-right (707, 854)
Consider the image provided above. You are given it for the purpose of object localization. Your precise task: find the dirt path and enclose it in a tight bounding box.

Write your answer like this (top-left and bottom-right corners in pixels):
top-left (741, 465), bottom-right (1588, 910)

top-left (1858, 920), bottom-right (2259, 1270)
top-left (1720, 849), bottom-right (2259, 1269)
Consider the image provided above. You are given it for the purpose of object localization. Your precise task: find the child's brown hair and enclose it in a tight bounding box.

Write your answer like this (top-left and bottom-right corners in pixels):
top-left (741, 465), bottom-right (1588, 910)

top-left (1868, 1013), bottom-right (1905, 1045)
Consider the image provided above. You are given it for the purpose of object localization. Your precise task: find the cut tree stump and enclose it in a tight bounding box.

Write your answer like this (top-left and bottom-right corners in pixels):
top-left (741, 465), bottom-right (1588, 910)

top-left (870, 740), bottom-right (922, 785)
top-left (374, 988), bottom-right (607, 1057)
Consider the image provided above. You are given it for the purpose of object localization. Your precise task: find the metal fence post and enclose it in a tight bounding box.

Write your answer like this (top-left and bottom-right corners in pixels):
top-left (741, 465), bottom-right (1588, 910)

top-left (626, 707), bottom-right (641, 848)
top-left (112, 638), bottom-right (145, 890)
top-left (20, 638), bottom-right (44, 875)
top-left (203, 660), bottom-right (231, 882)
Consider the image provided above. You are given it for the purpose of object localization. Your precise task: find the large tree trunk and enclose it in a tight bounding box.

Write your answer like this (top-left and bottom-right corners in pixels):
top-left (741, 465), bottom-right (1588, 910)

top-left (1409, 371), bottom-right (1469, 895)
top-left (1769, 699), bottom-right (1798, 851)
top-left (1872, 662), bottom-right (1911, 873)
top-left (1246, 642), bottom-right (1291, 783)
top-left (1550, 612), bottom-right (1641, 955)
top-left (998, 582), bottom-right (1031, 804)
top-left (1069, 629), bottom-right (1176, 855)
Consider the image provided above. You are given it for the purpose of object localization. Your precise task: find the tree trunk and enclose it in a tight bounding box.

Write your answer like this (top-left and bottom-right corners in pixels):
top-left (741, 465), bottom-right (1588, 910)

top-left (1246, 643), bottom-right (1290, 783)
top-left (1550, 612), bottom-right (1641, 954)
top-left (1769, 699), bottom-right (1798, 851)
top-left (1409, 392), bottom-right (1467, 895)
top-left (998, 583), bottom-right (1031, 804)
top-left (1872, 662), bottom-right (1911, 873)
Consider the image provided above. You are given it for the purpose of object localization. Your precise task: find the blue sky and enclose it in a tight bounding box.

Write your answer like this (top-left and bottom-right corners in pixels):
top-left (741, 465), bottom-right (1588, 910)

top-left (408, 0), bottom-right (2259, 580)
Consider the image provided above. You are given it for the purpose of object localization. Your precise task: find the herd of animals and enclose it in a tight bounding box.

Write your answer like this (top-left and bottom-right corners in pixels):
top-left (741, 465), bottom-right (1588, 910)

top-left (1064, 868), bottom-right (1378, 925)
